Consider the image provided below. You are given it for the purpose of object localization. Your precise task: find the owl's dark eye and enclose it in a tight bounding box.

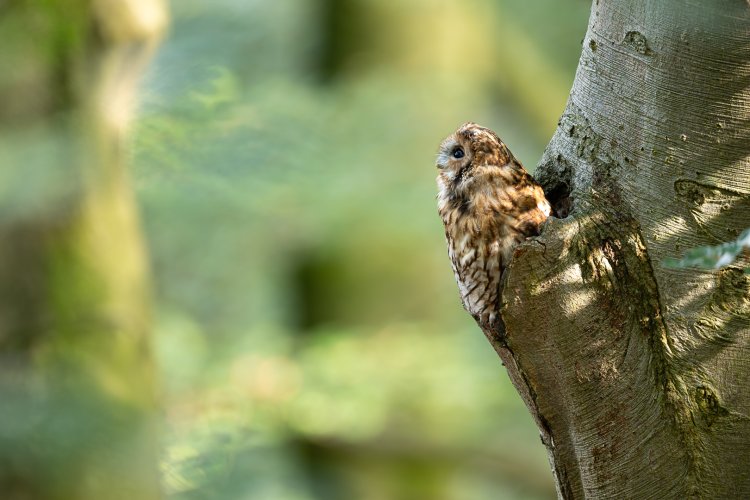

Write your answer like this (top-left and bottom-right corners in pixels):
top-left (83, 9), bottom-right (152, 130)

top-left (452, 147), bottom-right (465, 159)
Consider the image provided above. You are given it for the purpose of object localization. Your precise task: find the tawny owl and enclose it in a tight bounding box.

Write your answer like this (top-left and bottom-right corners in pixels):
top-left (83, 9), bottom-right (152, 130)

top-left (436, 122), bottom-right (551, 327)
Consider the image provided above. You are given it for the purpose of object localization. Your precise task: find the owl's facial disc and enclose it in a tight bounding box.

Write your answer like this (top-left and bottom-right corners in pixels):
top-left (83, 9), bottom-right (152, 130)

top-left (436, 134), bottom-right (472, 178)
top-left (436, 134), bottom-right (478, 197)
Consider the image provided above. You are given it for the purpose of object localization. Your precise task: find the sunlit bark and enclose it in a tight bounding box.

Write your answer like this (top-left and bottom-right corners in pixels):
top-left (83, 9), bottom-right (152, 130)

top-left (487, 2), bottom-right (750, 498)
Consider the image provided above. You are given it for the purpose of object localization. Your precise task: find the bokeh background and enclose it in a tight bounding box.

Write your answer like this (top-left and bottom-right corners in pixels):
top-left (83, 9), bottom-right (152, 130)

top-left (137, 1), bottom-right (590, 498)
top-left (0, 0), bottom-right (590, 499)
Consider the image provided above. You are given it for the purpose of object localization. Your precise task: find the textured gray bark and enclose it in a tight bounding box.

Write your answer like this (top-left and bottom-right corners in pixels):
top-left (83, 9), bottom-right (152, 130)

top-left (484, 1), bottom-right (750, 498)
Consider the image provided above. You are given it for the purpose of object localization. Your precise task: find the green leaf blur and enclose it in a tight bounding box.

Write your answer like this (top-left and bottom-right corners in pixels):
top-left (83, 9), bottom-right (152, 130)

top-left (0, 0), bottom-right (591, 498)
top-left (664, 228), bottom-right (750, 272)
top-left (135, 1), bottom-right (591, 499)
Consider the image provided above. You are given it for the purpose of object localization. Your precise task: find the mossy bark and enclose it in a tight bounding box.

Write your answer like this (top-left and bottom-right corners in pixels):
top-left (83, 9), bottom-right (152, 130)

top-left (487, 1), bottom-right (750, 498)
top-left (0, 1), bottom-right (167, 498)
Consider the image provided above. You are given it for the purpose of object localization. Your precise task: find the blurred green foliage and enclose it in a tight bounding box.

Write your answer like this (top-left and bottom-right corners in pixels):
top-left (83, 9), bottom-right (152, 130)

top-left (132, 0), bottom-right (590, 498)
top-left (664, 228), bottom-right (750, 273)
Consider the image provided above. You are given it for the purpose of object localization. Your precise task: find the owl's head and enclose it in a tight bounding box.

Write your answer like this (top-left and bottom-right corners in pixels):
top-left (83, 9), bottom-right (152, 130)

top-left (436, 122), bottom-right (512, 195)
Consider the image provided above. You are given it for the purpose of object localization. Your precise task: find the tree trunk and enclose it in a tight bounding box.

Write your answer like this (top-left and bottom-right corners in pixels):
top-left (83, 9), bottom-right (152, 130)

top-left (0, 1), bottom-right (167, 498)
top-left (487, 1), bottom-right (750, 498)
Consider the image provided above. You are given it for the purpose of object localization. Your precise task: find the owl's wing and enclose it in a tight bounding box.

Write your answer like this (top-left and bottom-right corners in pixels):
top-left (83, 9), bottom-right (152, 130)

top-left (511, 174), bottom-right (551, 238)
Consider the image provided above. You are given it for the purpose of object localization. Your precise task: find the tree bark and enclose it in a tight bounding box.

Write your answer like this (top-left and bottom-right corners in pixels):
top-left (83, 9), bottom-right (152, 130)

top-left (487, 1), bottom-right (750, 498)
top-left (0, 1), bottom-right (167, 498)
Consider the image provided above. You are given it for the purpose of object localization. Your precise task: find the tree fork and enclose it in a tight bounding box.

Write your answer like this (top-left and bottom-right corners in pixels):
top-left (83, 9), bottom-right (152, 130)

top-left (484, 2), bottom-right (750, 498)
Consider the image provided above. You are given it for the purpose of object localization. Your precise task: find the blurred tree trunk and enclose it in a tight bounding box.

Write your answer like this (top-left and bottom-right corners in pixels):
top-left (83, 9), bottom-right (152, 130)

top-left (0, 1), bottom-right (167, 499)
top-left (487, 1), bottom-right (750, 498)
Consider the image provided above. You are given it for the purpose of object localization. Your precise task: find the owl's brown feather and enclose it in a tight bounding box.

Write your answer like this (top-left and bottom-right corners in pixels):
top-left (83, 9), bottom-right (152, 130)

top-left (436, 123), bottom-right (550, 327)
